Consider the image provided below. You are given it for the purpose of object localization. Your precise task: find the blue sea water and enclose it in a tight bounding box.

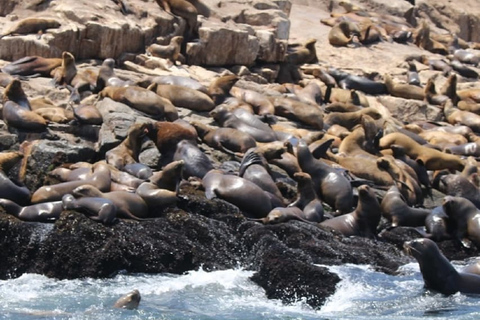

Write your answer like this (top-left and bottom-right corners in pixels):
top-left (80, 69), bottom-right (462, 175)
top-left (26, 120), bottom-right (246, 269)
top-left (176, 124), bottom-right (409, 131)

top-left (1, 262), bottom-right (480, 319)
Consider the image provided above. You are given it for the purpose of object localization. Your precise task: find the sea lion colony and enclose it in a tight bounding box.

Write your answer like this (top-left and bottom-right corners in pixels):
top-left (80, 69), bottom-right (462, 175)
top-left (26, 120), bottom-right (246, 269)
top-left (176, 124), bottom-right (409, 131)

top-left (1, 0), bottom-right (480, 299)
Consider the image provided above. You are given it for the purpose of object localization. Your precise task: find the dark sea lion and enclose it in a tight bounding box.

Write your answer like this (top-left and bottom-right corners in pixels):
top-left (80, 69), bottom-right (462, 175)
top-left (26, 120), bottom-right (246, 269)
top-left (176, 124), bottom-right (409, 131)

top-left (0, 171), bottom-right (30, 206)
top-left (453, 49), bottom-right (480, 65)
top-left (99, 86), bottom-right (178, 120)
top-left (173, 140), bottom-right (213, 179)
top-left (1, 17), bottom-right (60, 38)
top-left (420, 55), bottom-right (452, 74)
top-left (328, 68), bottom-right (387, 95)
top-left (451, 60), bottom-right (478, 79)
top-left (191, 121), bottom-right (256, 155)
top-left (437, 173), bottom-right (480, 209)
top-left (148, 83), bottom-right (214, 112)
top-left (31, 162), bottom-right (111, 203)
top-left (442, 196), bottom-right (480, 247)
top-left (379, 132), bottom-right (465, 171)
top-left (285, 38), bottom-right (318, 65)
top-left (62, 194), bottom-right (117, 225)
top-left (320, 185), bottom-right (381, 238)
top-left (288, 172), bottom-right (324, 222)
top-left (251, 207), bottom-right (313, 224)
top-left (407, 61), bottom-right (421, 86)
top-left (3, 101), bottom-right (47, 131)
top-left (445, 142), bottom-right (480, 157)
top-left (2, 56), bottom-right (62, 77)
top-left (380, 185), bottom-right (430, 227)
top-left (124, 163), bottom-right (153, 180)
top-left (95, 58), bottom-right (133, 92)
top-left (202, 169), bottom-right (274, 218)
top-left (384, 73), bottom-right (425, 100)
top-left (0, 199), bottom-right (63, 222)
top-left (113, 289), bottom-right (141, 310)
top-left (425, 206), bottom-right (451, 242)
top-left (404, 238), bottom-right (480, 295)
top-left (105, 122), bottom-right (150, 169)
top-left (72, 184), bottom-right (149, 219)
top-left (146, 36), bottom-right (183, 62)
top-left (208, 75), bottom-right (239, 105)
top-left (296, 139), bottom-right (354, 214)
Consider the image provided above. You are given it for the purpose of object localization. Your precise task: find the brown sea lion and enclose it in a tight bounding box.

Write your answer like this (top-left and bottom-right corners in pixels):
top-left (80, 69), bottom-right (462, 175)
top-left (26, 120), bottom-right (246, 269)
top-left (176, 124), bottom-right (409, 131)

top-left (154, 0), bottom-right (197, 37)
top-left (3, 101), bottom-right (47, 131)
top-left (146, 36), bottom-right (183, 62)
top-left (320, 185), bottom-right (381, 238)
top-left (113, 289), bottom-right (141, 310)
top-left (208, 74), bottom-right (239, 105)
top-left (105, 122), bottom-right (150, 170)
top-left (328, 21), bottom-right (357, 46)
top-left (51, 51), bottom-right (77, 87)
top-left (148, 83), bottom-right (214, 112)
top-left (1, 17), bottom-right (60, 38)
top-left (285, 38), bottom-right (318, 65)
top-left (404, 238), bottom-right (480, 295)
top-left (62, 194), bottom-right (117, 225)
top-left (414, 21), bottom-right (448, 55)
top-left (462, 260), bottom-right (480, 276)
top-left (71, 103), bottom-right (103, 125)
top-left (3, 78), bottom-right (31, 109)
top-left (384, 73), bottom-right (425, 100)
top-left (147, 121), bottom-right (197, 158)
top-left (0, 199), bottom-right (63, 222)
top-left (270, 96), bottom-right (324, 130)
top-left (2, 56), bottom-right (62, 77)
top-left (251, 207), bottom-right (313, 224)
top-left (72, 184), bottom-right (149, 219)
top-left (148, 160), bottom-right (184, 192)
top-left (444, 99), bottom-right (480, 133)
top-left (230, 87), bottom-right (275, 116)
top-left (202, 169), bottom-right (275, 218)
top-left (288, 172), bottom-right (325, 222)
top-left (380, 185), bottom-right (430, 227)
top-left (99, 86), bottom-right (178, 121)
top-left (191, 121), bottom-right (256, 155)
top-left (145, 75), bottom-right (208, 93)
top-left (437, 174), bottom-right (480, 209)
top-left (324, 107), bottom-right (382, 131)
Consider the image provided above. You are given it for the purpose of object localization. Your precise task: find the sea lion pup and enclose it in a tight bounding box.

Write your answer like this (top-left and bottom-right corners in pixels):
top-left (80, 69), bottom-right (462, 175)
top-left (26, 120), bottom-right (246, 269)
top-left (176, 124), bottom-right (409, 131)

top-left (383, 73), bottom-right (425, 101)
top-left (285, 38), bottom-right (318, 65)
top-left (442, 196), bottom-right (480, 247)
top-left (0, 17), bottom-right (61, 38)
top-left (239, 148), bottom-right (286, 207)
top-left (191, 121), bottom-right (256, 155)
top-left (154, 0), bottom-right (197, 38)
top-left (0, 198), bottom-right (63, 222)
top-left (377, 156), bottom-right (423, 206)
top-left (147, 121), bottom-right (197, 160)
top-left (146, 36), bottom-right (184, 62)
top-left (62, 194), bottom-right (117, 225)
top-left (210, 105), bottom-right (278, 142)
top-left (296, 139), bottom-right (354, 215)
top-left (113, 289), bottom-right (141, 310)
top-left (404, 238), bottom-right (480, 295)
top-left (173, 140), bottom-right (213, 179)
top-left (320, 185), bottom-right (381, 238)
top-left (230, 87), bottom-right (275, 116)
top-left (323, 107), bottom-right (382, 131)
top-left (105, 122), bottom-right (150, 170)
top-left (407, 61), bottom-right (421, 87)
top-left (380, 185), bottom-right (430, 227)
top-left (72, 185), bottom-right (149, 219)
top-left (328, 20), bottom-right (357, 46)
top-left (202, 169), bottom-right (275, 218)
top-left (31, 162), bottom-right (111, 204)
top-left (288, 172), bottom-right (325, 222)
top-left (443, 99), bottom-right (480, 133)
top-left (437, 174), bottom-right (480, 209)
top-left (378, 132), bottom-right (465, 171)
top-left (2, 56), bottom-right (62, 77)
top-left (147, 82), bottom-right (214, 112)
top-left (99, 85), bottom-right (178, 121)
top-left (208, 74), bottom-right (239, 105)
top-left (270, 96), bottom-right (324, 130)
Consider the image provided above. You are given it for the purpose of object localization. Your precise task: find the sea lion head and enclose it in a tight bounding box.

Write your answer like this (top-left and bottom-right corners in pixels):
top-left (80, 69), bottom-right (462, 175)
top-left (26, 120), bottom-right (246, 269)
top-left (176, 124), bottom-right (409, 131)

top-left (72, 184), bottom-right (103, 198)
top-left (113, 289), bottom-right (141, 310)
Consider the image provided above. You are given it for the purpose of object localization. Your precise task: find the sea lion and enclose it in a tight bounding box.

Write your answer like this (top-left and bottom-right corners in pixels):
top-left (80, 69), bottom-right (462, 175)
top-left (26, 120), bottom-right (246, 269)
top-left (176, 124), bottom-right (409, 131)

top-left (124, 163), bottom-right (153, 180)
top-left (296, 139), bottom-right (354, 214)
top-left (113, 289), bottom-right (141, 310)
top-left (3, 78), bottom-right (31, 109)
top-left (70, 103), bottom-right (103, 125)
top-left (380, 185), bottom-right (430, 227)
top-left (2, 100), bottom-right (47, 131)
top-left (191, 121), bottom-right (256, 155)
top-left (407, 61), bottom-right (421, 86)
top-left (148, 160), bottom-right (184, 192)
top-left (444, 99), bottom-right (480, 133)
top-left (145, 75), bottom-right (208, 93)
top-left (285, 38), bottom-right (318, 65)
top-left (147, 121), bottom-right (197, 160)
top-left (442, 196), bottom-right (480, 248)
top-left (2, 56), bottom-right (62, 77)
top-left (72, 184), bottom-right (149, 220)
top-left (148, 83), bottom-right (214, 112)
top-left (154, 0), bottom-right (197, 37)
top-left (424, 77), bottom-right (449, 106)
top-left (146, 36), bottom-right (183, 62)
top-left (453, 49), bottom-right (480, 65)
top-left (414, 21), bottom-right (448, 55)
top-left (0, 171), bottom-right (30, 206)
top-left (383, 73), bottom-right (425, 100)
top-left (359, 24), bottom-right (381, 45)
top-left (51, 51), bottom-right (77, 87)
top-left (438, 174), bottom-right (480, 209)
top-left (49, 166), bottom-right (93, 182)
top-left (62, 194), bottom-right (117, 225)
top-left (208, 75), bottom-right (239, 105)
top-left (0, 199), bottom-right (63, 222)
top-left (251, 207), bottom-right (313, 224)
top-left (288, 172), bottom-right (325, 222)
top-left (1, 17), bottom-right (60, 38)
top-left (390, 144), bottom-right (430, 190)
top-left (462, 260), bottom-right (480, 276)
top-left (328, 68), bottom-right (387, 95)
top-left (445, 141), bottom-right (480, 157)
top-left (270, 96), bottom-right (324, 130)
top-left (136, 182), bottom-right (178, 210)
top-left (379, 132), bottom-right (465, 171)
top-left (31, 162), bottom-right (111, 203)
top-left (99, 86), bottom-right (178, 121)
top-left (105, 122), bottom-right (150, 169)
top-left (95, 58), bottom-right (133, 92)
top-left (451, 60), bottom-right (478, 79)
top-left (173, 140), bottom-right (213, 179)
top-left (202, 169), bottom-right (275, 218)
top-left (320, 185), bottom-right (381, 238)
top-left (328, 21), bottom-right (357, 46)
top-left (425, 206), bottom-right (451, 242)
top-left (404, 238), bottom-right (480, 295)
top-left (230, 87), bottom-right (275, 116)
top-left (323, 107), bottom-right (382, 131)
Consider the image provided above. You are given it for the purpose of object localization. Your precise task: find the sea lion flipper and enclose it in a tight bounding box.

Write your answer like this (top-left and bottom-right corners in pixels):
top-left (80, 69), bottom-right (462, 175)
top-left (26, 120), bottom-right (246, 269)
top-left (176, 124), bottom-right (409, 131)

top-left (204, 187), bottom-right (216, 200)
top-left (310, 138), bottom-right (334, 159)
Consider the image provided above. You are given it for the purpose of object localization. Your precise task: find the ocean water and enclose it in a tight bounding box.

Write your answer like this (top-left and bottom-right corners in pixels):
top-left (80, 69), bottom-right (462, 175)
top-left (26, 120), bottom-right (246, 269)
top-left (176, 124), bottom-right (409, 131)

top-left (1, 262), bottom-right (480, 320)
